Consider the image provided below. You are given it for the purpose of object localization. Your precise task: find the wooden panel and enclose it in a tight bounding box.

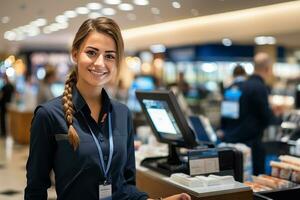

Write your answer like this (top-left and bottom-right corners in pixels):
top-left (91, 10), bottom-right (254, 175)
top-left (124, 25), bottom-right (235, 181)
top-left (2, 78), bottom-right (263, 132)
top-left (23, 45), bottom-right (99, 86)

top-left (8, 108), bottom-right (33, 144)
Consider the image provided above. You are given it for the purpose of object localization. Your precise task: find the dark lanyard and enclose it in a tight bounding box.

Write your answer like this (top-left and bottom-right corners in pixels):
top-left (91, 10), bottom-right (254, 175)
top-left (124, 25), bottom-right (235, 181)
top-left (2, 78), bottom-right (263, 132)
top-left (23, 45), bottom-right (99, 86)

top-left (81, 111), bottom-right (114, 181)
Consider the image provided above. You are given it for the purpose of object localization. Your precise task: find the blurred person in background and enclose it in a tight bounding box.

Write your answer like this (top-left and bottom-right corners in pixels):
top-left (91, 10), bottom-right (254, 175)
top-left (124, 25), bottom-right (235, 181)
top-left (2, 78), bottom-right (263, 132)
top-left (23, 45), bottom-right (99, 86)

top-left (0, 74), bottom-right (14, 137)
top-left (218, 53), bottom-right (281, 175)
top-left (177, 72), bottom-right (190, 96)
top-left (37, 65), bottom-right (57, 105)
top-left (25, 17), bottom-right (190, 200)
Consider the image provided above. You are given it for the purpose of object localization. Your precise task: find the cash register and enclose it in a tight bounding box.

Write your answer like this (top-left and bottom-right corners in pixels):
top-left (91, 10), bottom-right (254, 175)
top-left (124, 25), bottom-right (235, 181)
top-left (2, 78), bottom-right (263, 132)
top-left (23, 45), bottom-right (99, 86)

top-left (136, 90), bottom-right (243, 182)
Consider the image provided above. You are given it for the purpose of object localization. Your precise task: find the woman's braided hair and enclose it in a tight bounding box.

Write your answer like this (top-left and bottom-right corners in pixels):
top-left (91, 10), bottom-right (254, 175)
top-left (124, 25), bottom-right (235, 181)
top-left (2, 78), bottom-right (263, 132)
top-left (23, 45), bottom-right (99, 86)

top-left (63, 17), bottom-right (124, 150)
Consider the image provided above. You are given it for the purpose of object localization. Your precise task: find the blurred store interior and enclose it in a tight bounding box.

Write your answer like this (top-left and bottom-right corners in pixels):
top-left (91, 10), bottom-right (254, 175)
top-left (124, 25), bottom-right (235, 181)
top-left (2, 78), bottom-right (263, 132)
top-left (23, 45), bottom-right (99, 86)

top-left (1, 0), bottom-right (300, 199)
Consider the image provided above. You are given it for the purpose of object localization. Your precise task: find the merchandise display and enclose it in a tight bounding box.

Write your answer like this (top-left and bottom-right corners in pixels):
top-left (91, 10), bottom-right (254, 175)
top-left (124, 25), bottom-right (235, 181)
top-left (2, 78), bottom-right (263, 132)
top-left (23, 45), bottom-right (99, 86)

top-left (244, 155), bottom-right (300, 196)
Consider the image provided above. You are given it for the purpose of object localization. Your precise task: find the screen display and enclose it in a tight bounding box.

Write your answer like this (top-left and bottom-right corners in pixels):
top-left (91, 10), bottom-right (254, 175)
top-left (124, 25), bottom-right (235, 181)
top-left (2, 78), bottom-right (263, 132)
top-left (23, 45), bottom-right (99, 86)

top-left (142, 99), bottom-right (182, 140)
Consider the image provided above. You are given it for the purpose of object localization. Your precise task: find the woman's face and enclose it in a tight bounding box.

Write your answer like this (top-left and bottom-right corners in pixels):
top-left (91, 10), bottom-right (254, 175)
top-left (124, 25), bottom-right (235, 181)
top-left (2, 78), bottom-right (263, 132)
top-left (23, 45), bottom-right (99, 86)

top-left (72, 31), bottom-right (117, 89)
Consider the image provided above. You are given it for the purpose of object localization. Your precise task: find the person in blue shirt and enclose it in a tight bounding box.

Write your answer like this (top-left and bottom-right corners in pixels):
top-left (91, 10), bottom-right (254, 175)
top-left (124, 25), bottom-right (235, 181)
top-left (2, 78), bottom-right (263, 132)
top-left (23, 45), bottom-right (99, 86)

top-left (218, 53), bottom-right (279, 175)
top-left (220, 64), bottom-right (247, 133)
top-left (25, 17), bottom-right (190, 200)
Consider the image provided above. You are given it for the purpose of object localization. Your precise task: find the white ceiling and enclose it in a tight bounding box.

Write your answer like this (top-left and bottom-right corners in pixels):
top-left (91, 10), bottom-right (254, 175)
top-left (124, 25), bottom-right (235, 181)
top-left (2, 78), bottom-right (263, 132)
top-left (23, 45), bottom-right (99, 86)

top-left (0, 0), bottom-right (299, 53)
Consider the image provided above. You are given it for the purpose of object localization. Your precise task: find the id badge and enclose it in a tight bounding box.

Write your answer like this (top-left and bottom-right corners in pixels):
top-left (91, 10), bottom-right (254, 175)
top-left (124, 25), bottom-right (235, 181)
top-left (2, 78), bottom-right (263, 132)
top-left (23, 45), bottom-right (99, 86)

top-left (99, 184), bottom-right (112, 200)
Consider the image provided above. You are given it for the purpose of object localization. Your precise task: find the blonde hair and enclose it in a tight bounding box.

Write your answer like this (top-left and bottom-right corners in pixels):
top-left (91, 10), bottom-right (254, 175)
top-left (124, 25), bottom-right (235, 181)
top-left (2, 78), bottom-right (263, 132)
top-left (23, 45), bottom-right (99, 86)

top-left (63, 17), bottom-right (124, 150)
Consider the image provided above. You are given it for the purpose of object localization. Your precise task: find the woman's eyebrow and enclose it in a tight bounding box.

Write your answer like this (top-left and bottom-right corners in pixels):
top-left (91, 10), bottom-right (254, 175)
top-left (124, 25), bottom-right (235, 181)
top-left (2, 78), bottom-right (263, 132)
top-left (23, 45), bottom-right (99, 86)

top-left (105, 50), bottom-right (116, 54)
top-left (86, 46), bottom-right (99, 51)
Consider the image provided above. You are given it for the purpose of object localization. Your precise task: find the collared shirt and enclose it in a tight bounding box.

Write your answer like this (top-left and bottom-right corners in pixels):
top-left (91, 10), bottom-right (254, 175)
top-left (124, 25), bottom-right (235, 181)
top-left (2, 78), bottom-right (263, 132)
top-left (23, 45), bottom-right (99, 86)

top-left (222, 74), bottom-right (273, 143)
top-left (25, 86), bottom-right (148, 200)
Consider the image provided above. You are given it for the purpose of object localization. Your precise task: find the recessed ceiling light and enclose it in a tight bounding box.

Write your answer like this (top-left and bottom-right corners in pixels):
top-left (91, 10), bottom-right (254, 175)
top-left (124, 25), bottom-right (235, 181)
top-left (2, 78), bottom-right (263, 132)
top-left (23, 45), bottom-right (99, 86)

top-left (4, 31), bottom-right (16, 41)
top-left (1, 16), bottom-right (10, 24)
top-left (222, 38), bottom-right (232, 46)
top-left (64, 10), bottom-right (78, 18)
top-left (27, 27), bottom-right (40, 37)
top-left (118, 3), bottom-right (134, 11)
top-left (254, 36), bottom-right (276, 45)
top-left (55, 15), bottom-right (68, 23)
top-left (49, 23), bottom-right (61, 32)
top-left (151, 7), bottom-right (160, 15)
top-left (57, 22), bottom-right (69, 30)
top-left (43, 26), bottom-right (52, 34)
top-left (87, 2), bottom-right (102, 10)
top-left (31, 18), bottom-right (47, 27)
top-left (102, 8), bottom-right (116, 16)
top-left (89, 12), bottom-right (102, 19)
top-left (172, 1), bottom-right (181, 9)
top-left (76, 7), bottom-right (90, 15)
top-left (133, 0), bottom-right (149, 6)
top-left (104, 0), bottom-right (121, 5)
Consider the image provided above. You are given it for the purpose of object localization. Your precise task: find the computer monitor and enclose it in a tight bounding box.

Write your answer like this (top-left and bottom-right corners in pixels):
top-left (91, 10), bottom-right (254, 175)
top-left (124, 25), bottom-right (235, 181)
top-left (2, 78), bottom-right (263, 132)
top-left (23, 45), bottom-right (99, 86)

top-left (136, 90), bottom-right (198, 149)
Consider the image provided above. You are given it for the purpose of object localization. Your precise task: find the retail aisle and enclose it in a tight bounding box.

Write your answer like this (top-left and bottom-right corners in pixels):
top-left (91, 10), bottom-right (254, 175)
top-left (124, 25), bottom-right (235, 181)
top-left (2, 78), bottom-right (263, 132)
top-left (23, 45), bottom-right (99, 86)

top-left (0, 137), bottom-right (56, 200)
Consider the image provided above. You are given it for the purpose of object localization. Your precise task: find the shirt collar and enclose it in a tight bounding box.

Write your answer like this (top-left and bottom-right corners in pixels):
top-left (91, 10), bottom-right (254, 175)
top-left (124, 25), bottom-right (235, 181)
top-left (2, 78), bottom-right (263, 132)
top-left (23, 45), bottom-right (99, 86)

top-left (251, 74), bottom-right (265, 84)
top-left (72, 86), bottom-right (112, 123)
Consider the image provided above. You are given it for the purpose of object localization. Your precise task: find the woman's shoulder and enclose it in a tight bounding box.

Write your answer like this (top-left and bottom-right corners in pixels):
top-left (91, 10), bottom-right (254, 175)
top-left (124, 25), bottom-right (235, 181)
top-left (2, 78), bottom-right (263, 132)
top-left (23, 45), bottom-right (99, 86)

top-left (34, 96), bottom-right (64, 117)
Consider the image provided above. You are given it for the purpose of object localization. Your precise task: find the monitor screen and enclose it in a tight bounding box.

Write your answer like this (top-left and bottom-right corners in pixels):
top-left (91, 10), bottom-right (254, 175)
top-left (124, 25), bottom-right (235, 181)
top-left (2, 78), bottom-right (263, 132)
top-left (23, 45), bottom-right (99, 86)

top-left (136, 90), bottom-right (198, 148)
top-left (142, 99), bottom-right (182, 140)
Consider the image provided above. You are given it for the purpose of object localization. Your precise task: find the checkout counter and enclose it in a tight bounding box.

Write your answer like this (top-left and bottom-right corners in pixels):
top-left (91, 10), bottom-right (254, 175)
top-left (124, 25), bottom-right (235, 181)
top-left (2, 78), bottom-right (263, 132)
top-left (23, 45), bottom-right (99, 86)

top-left (134, 90), bottom-right (253, 200)
top-left (136, 165), bottom-right (252, 200)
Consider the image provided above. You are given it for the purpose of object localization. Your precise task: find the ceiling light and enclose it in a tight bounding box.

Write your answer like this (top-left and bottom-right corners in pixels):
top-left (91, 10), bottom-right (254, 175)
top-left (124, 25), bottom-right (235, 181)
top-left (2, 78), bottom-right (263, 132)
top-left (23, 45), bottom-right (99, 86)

top-left (104, 0), bottom-right (121, 5)
top-left (254, 36), bottom-right (276, 45)
top-left (31, 18), bottom-right (47, 27)
top-left (102, 8), bottom-right (116, 16)
top-left (15, 32), bottom-right (25, 41)
top-left (43, 26), bottom-right (52, 34)
top-left (133, 0), bottom-right (149, 6)
top-left (172, 1), bottom-right (181, 9)
top-left (55, 15), bottom-right (68, 23)
top-left (150, 44), bottom-right (166, 53)
top-left (64, 10), bottom-right (77, 18)
top-left (1, 16), bottom-right (10, 24)
top-left (127, 13), bottom-right (136, 20)
top-left (27, 27), bottom-right (40, 37)
top-left (49, 23), bottom-right (61, 32)
top-left (87, 2), bottom-right (102, 10)
top-left (4, 31), bottom-right (16, 41)
top-left (57, 22), bottom-right (69, 30)
top-left (76, 7), bottom-right (90, 15)
top-left (201, 63), bottom-right (218, 73)
top-left (89, 12), bottom-right (102, 19)
top-left (222, 38), bottom-right (232, 46)
top-left (151, 7), bottom-right (160, 15)
top-left (118, 3), bottom-right (134, 11)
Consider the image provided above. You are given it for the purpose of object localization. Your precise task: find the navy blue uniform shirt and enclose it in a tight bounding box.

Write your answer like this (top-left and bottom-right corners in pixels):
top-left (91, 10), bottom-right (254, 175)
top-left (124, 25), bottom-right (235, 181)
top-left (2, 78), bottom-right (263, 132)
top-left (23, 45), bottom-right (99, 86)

top-left (25, 87), bottom-right (148, 200)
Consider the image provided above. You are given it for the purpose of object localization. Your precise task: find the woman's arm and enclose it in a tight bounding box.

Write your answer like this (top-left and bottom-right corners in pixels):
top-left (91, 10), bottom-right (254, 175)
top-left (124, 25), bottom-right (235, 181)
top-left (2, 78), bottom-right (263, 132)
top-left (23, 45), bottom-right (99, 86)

top-left (24, 106), bottom-right (55, 200)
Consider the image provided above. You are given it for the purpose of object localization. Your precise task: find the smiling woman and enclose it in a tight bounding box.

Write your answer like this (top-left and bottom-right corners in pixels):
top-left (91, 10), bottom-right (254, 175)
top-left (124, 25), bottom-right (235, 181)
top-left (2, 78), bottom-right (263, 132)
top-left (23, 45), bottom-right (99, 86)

top-left (24, 17), bottom-right (190, 200)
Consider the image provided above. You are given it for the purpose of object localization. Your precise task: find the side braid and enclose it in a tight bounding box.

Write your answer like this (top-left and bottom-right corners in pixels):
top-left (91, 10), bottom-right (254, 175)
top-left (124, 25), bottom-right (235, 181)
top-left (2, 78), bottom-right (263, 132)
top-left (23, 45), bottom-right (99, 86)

top-left (62, 70), bottom-right (79, 150)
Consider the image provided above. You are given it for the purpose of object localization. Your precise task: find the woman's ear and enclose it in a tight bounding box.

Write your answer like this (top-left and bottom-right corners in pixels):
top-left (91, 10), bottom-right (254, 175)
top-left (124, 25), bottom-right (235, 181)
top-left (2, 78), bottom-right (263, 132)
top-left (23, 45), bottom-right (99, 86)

top-left (71, 49), bottom-right (78, 64)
